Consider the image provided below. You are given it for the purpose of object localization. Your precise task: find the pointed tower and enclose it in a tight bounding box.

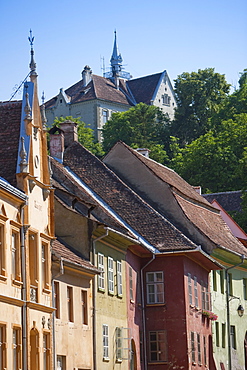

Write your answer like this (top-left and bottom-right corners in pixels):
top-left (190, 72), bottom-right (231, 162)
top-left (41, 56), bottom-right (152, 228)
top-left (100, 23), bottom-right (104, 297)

top-left (104, 31), bottom-right (131, 84)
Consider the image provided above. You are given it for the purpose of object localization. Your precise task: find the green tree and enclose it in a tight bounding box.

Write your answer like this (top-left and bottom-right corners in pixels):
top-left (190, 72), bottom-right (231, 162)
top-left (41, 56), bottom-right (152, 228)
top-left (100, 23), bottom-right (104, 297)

top-left (102, 103), bottom-right (171, 164)
top-left (171, 68), bottom-right (231, 146)
top-left (172, 114), bottom-right (247, 193)
top-left (52, 116), bottom-right (104, 157)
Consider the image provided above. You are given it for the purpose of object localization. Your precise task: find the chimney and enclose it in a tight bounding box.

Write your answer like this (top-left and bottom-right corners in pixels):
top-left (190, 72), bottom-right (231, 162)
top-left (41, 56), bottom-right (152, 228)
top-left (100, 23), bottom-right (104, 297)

top-left (49, 126), bottom-right (64, 161)
top-left (136, 148), bottom-right (150, 158)
top-left (81, 65), bottom-right (92, 87)
top-left (59, 120), bottom-right (78, 149)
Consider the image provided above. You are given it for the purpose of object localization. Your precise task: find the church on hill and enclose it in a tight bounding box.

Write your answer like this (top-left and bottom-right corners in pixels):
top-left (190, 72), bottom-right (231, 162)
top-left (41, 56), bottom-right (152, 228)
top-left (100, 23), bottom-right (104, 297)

top-left (45, 32), bottom-right (177, 141)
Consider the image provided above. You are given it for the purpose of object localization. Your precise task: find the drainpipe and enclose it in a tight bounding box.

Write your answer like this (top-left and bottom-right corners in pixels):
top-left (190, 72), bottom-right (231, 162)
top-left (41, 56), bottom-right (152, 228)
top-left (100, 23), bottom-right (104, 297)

top-left (225, 255), bottom-right (245, 370)
top-left (52, 255), bottom-right (64, 370)
top-left (141, 254), bottom-right (156, 370)
top-left (92, 228), bottom-right (109, 370)
top-left (20, 200), bottom-right (28, 370)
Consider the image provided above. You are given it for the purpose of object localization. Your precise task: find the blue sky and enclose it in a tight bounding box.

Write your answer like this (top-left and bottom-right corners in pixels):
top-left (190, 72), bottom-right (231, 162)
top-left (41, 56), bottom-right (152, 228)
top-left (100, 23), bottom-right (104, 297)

top-left (0, 0), bottom-right (246, 102)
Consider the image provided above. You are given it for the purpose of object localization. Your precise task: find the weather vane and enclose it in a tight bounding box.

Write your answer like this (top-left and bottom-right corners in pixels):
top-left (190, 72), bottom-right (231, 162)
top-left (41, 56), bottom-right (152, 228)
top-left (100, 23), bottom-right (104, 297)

top-left (28, 29), bottom-right (34, 48)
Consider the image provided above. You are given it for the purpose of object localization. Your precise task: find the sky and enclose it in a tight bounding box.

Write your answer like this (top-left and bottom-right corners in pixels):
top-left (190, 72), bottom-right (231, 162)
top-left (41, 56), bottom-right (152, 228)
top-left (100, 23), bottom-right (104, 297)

top-left (0, 0), bottom-right (246, 103)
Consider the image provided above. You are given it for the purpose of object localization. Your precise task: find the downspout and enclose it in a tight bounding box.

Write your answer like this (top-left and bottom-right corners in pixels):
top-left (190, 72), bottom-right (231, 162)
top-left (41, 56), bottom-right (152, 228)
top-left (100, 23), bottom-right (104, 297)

top-left (141, 254), bottom-right (156, 370)
top-left (52, 255), bottom-right (64, 370)
top-left (92, 228), bottom-right (109, 370)
top-left (225, 255), bottom-right (245, 370)
top-left (20, 200), bottom-right (28, 370)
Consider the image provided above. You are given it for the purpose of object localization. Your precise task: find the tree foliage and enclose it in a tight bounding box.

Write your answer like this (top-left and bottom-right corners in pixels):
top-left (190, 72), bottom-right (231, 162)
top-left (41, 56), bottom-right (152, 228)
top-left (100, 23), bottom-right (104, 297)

top-left (171, 68), bottom-right (231, 145)
top-left (102, 103), bottom-right (171, 164)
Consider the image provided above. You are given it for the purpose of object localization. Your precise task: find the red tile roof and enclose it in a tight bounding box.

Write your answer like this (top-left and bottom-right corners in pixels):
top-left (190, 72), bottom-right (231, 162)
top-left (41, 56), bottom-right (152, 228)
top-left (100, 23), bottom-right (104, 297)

top-left (62, 142), bottom-right (198, 252)
top-left (45, 75), bottom-right (132, 109)
top-left (52, 238), bottom-right (99, 273)
top-left (0, 101), bottom-right (22, 187)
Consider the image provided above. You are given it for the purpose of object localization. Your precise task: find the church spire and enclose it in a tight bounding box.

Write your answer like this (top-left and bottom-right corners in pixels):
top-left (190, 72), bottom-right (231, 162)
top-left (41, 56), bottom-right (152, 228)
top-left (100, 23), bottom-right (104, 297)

top-left (110, 30), bottom-right (123, 77)
top-left (28, 29), bottom-right (37, 77)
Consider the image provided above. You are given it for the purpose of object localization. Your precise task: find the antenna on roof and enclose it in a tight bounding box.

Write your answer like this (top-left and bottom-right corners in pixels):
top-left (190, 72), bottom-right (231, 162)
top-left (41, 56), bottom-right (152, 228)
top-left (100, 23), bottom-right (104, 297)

top-left (101, 56), bottom-right (105, 76)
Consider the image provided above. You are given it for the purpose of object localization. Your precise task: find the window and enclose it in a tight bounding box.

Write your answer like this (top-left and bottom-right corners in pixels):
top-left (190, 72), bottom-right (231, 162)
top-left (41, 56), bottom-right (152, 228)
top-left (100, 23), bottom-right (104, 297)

top-left (162, 94), bottom-right (170, 106)
top-left (117, 261), bottom-right (122, 297)
top-left (57, 355), bottom-right (66, 370)
top-left (188, 273), bottom-right (193, 305)
top-left (81, 290), bottom-right (88, 325)
top-left (146, 272), bottom-right (164, 304)
top-left (11, 230), bottom-right (21, 282)
top-left (13, 327), bottom-right (21, 370)
top-left (54, 281), bottom-right (60, 319)
top-left (0, 223), bottom-right (6, 278)
top-left (197, 333), bottom-right (201, 364)
top-left (41, 242), bottom-right (50, 291)
top-left (228, 273), bottom-right (233, 296)
top-left (67, 286), bottom-right (73, 322)
top-left (220, 270), bottom-right (225, 294)
top-left (222, 323), bottom-right (226, 348)
top-left (43, 332), bottom-right (51, 370)
top-left (191, 332), bottom-right (195, 363)
top-left (29, 233), bottom-right (38, 302)
top-left (102, 110), bottom-right (108, 124)
top-left (0, 324), bottom-right (6, 369)
top-left (129, 267), bottom-right (133, 301)
top-left (108, 257), bottom-right (114, 294)
top-left (215, 322), bottom-right (219, 347)
top-left (194, 277), bottom-right (198, 307)
top-left (230, 325), bottom-right (236, 349)
top-left (116, 327), bottom-right (122, 361)
top-left (212, 270), bottom-right (217, 291)
top-left (149, 331), bottom-right (167, 362)
top-left (203, 336), bottom-right (207, 366)
top-left (98, 253), bottom-right (105, 291)
top-left (243, 278), bottom-right (247, 300)
top-left (202, 282), bottom-right (211, 310)
top-left (103, 324), bottom-right (109, 359)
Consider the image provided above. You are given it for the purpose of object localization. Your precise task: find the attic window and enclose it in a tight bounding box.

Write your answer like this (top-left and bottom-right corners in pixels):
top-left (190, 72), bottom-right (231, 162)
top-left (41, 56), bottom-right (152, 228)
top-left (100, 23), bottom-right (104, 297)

top-left (60, 99), bottom-right (62, 104)
top-left (162, 94), bottom-right (171, 106)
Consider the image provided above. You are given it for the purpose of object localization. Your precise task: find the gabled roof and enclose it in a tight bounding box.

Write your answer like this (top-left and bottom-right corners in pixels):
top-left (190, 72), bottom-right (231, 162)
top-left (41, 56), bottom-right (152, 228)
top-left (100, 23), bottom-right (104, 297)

top-left (0, 101), bottom-right (22, 187)
top-left (61, 141), bottom-right (198, 253)
top-left (104, 142), bottom-right (247, 257)
top-left (52, 238), bottom-right (99, 273)
top-left (126, 72), bottom-right (163, 105)
top-left (45, 75), bottom-right (132, 109)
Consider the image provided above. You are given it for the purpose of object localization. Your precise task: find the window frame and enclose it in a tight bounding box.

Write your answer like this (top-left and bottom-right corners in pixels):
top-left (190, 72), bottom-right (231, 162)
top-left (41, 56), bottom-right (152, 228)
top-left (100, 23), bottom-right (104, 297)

top-left (197, 333), bottom-right (201, 364)
top-left (117, 261), bottom-right (122, 297)
top-left (0, 221), bottom-right (7, 280)
top-left (98, 253), bottom-right (105, 291)
top-left (108, 257), bottom-right (114, 295)
top-left (188, 273), bottom-right (193, 305)
top-left (11, 226), bottom-right (22, 284)
top-left (129, 266), bottom-right (133, 301)
top-left (149, 330), bottom-right (167, 362)
top-left (67, 286), bottom-right (73, 322)
top-left (41, 240), bottom-right (51, 293)
top-left (81, 290), bottom-right (88, 325)
top-left (146, 271), bottom-right (164, 305)
top-left (103, 324), bottom-right (109, 360)
top-left (0, 323), bottom-right (7, 370)
top-left (191, 332), bottom-right (195, 363)
top-left (194, 276), bottom-right (198, 307)
top-left (29, 232), bottom-right (39, 302)
top-left (54, 281), bottom-right (60, 319)
top-left (12, 325), bottom-right (22, 370)
top-left (116, 327), bottom-right (122, 361)
top-left (43, 331), bottom-right (51, 370)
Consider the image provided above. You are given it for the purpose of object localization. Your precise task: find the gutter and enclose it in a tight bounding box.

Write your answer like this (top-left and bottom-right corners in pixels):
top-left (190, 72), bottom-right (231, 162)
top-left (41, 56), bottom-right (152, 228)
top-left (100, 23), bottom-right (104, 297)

top-left (92, 228), bottom-right (109, 370)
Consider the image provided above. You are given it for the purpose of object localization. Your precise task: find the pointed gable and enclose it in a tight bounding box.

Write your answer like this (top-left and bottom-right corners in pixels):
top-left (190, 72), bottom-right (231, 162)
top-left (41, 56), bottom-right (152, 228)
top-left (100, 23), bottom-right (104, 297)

top-left (127, 72), bottom-right (163, 105)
